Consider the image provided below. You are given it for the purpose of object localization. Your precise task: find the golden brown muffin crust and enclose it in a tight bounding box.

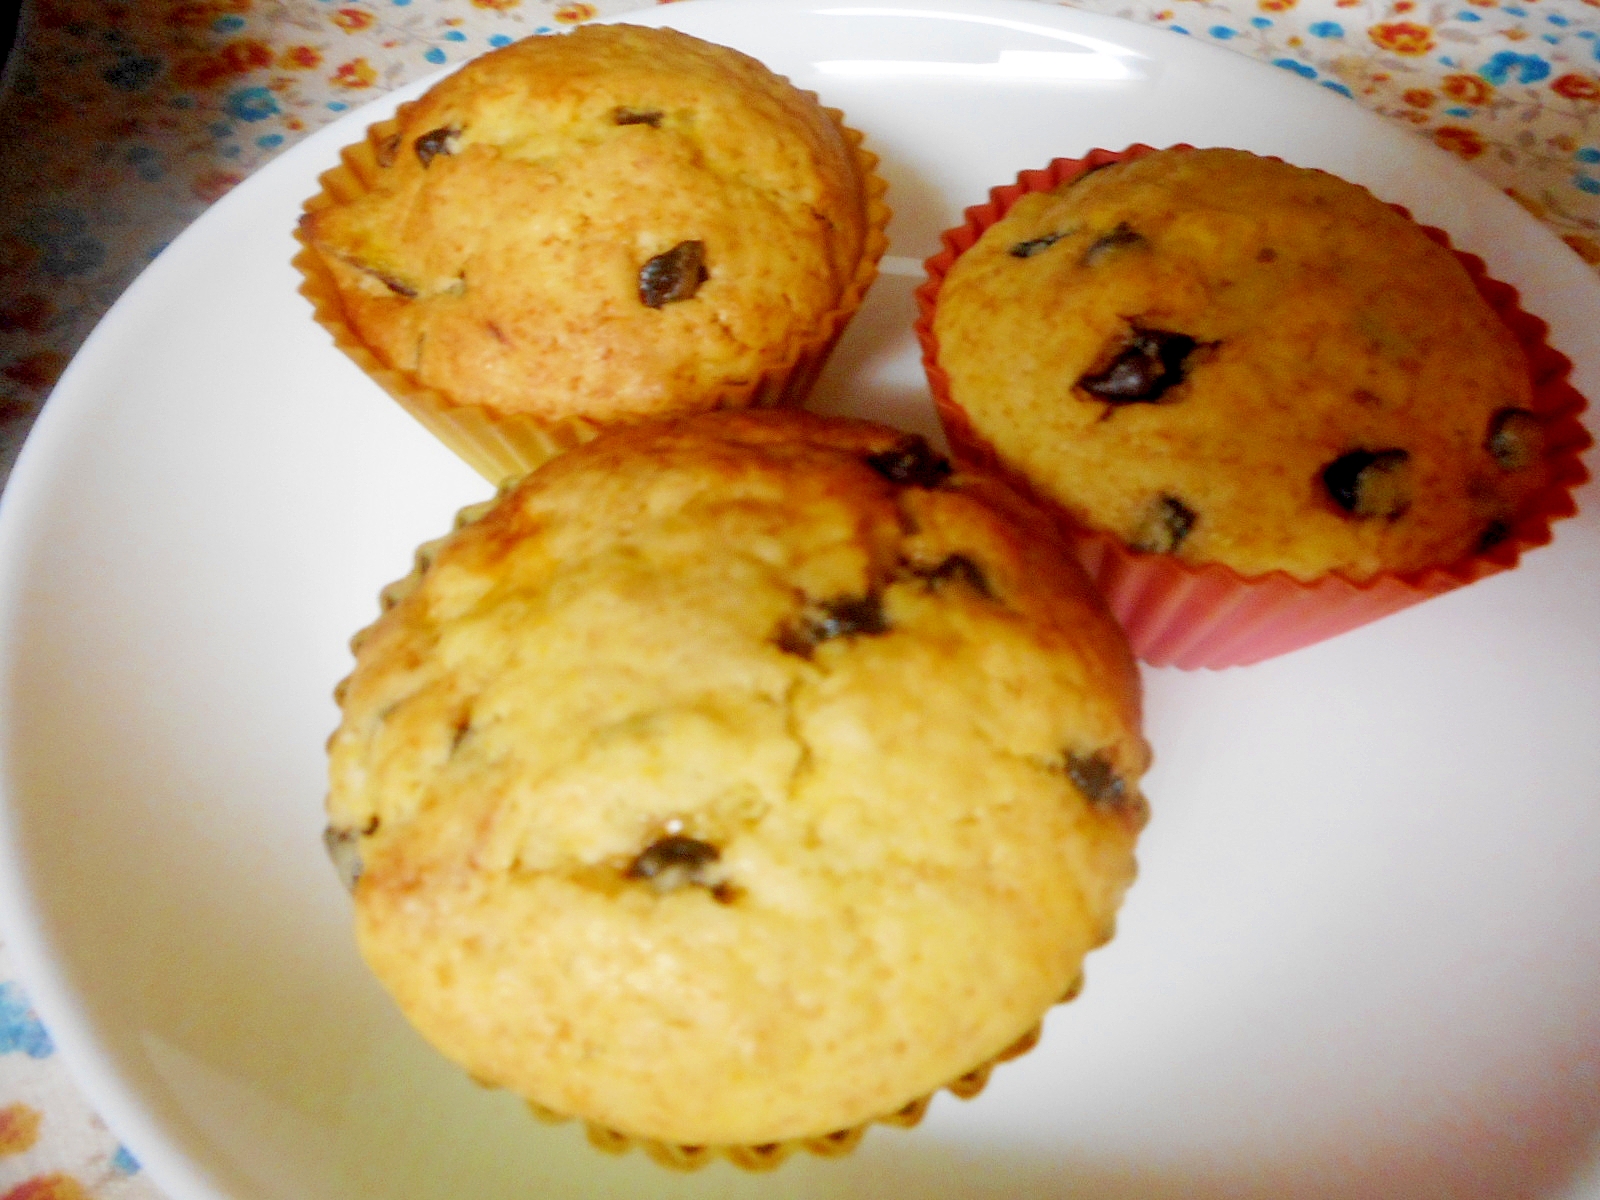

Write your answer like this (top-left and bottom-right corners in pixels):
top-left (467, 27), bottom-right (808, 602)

top-left (933, 147), bottom-right (1546, 582)
top-left (300, 25), bottom-right (869, 421)
top-left (327, 410), bottom-right (1148, 1146)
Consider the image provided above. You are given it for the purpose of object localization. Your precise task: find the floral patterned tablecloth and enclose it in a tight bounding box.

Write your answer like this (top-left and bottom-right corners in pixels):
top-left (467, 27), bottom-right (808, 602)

top-left (1, 0), bottom-right (1599, 1194)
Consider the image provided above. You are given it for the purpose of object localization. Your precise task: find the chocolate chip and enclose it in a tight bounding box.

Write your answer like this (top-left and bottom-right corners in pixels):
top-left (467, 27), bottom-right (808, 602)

top-left (1322, 448), bottom-right (1412, 518)
top-left (1256, 246), bottom-right (1278, 264)
top-left (627, 835), bottom-right (721, 893)
top-left (414, 125), bottom-right (460, 167)
top-left (375, 130), bottom-right (402, 167)
top-left (1009, 233), bottom-right (1064, 259)
top-left (1486, 408), bottom-right (1544, 472)
top-left (638, 241), bottom-right (708, 308)
top-left (776, 593), bottom-right (888, 658)
top-left (1078, 328), bottom-right (1200, 404)
top-left (914, 554), bottom-right (992, 597)
top-left (864, 435), bottom-right (952, 488)
top-left (1066, 751), bottom-right (1127, 809)
top-left (1081, 222), bottom-right (1146, 265)
top-left (1133, 494), bottom-right (1196, 554)
top-left (1478, 519), bottom-right (1512, 551)
top-left (613, 107), bottom-right (663, 127)
top-left (323, 821), bottom-right (375, 893)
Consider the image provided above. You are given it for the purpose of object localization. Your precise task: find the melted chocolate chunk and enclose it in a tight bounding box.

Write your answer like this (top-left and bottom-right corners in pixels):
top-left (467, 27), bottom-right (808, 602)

top-left (323, 827), bottom-right (362, 892)
top-left (1478, 519), bottom-right (1513, 551)
top-left (613, 107), bottom-right (663, 127)
top-left (776, 594), bottom-right (888, 658)
top-left (323, 815), bottom-right (377, 892)
top-left (1486, 408), bottom-right (1544, 472)
top-left (1322, 448), bottom-right (1412, 518)
top-left (1081, 222), bottom-right (1146, 265)
top-left (864, 435), bottom-right (952, 488)
top-left (414, 125), bottom-right (461, 167)
top-left (638, 241), bottom-right (708, 308)
top-left (1078, 328), bottom-right (1200, 404)
top-left (627, 835), bottom-right (722, 893)
top-left (1133, 494), bottom-right (1196, 555)
top-left (1009, 233), bottom-right (1064, 259)
top-left (375, 130), bottom-right (403, 168)
top-left (915, 554), bottom-right (992, 597)
top-left (1066, 751), bottom-right (1127, 809)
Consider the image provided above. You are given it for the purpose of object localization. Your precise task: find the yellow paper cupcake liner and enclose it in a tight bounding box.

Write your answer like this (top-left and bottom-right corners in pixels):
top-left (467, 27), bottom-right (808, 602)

top-left (295, 94), bottom-right (891, 486)
top-left (528, 991), bottom-right (1065, 1173)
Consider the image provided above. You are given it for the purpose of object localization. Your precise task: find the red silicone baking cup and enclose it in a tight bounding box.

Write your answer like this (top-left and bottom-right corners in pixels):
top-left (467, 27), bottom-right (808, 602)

top-left (914, 144), bottom-right (1592, 670)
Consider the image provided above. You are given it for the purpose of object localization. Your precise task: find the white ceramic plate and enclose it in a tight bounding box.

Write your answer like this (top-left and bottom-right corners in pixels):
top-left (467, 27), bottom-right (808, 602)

top-left (2, 1), bottom-right (1598, 1196)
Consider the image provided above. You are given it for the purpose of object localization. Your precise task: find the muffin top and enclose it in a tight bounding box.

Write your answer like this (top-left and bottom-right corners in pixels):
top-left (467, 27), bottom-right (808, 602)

top-left (299, 24), bottom-right (871, 422)
top-left (326, 410), bottom-right (1148, 1146)
top-left (932, 147), bottom-right (1546, 582)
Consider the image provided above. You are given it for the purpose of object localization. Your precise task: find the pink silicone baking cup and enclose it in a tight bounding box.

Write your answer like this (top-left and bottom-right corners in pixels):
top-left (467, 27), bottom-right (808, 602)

top-left (914, 144), bottom-right (1592, 670)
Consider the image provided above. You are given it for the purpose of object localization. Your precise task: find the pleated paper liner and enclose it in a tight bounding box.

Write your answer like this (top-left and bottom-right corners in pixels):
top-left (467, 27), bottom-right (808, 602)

top-left (294, 95), bottom-right (891, 486)
top-left (915, 144), bottom-right (1591, 670)
top-left (518, 977), bottom-right (1078, 1173)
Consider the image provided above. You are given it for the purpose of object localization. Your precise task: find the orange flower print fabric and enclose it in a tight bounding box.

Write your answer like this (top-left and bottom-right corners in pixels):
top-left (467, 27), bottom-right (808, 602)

top-left (1369, 21), bottom-right (1436, 54)
top-left (331, 57), bottom-right (378, 87)
top-left (332, 7), bottom-right (376, 32)
top-left (0, 1103), bottom-right (41, 1155)
top-left (1434, 124), bottom-right (1490, 157)
top-left (1554, 72), bottom-right (1600, 100)
top-left (1442, 73), bottom-right (1494, 105)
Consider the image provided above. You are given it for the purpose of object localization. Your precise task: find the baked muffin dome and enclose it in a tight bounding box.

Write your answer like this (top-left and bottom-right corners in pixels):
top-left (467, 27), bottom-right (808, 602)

top-left (931, 146), bottom-right (1547, 582)
top-left (325, 410), bottom-right (1149, 1148)
top-left (298, 24), bottom-right (877, 427)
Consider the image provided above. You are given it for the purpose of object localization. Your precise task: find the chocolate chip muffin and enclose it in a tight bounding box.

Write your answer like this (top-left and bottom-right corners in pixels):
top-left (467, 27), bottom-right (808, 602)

top-left (929, 146), bottom-right (1550, 584)
top-left (325, 410), bottom-right (1149, 1160)
top-left (296, 24), bottom-right (888, 481)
